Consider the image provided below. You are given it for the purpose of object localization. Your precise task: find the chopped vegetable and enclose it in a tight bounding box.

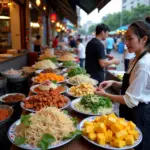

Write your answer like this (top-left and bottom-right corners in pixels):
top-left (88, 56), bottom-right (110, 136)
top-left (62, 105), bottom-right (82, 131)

top-left (62, 61), bottom-right (77, 67)
top-left (68, 67), bottom-right (86, 77)
top-left (80, 94), bottom-right (112, 113)
top-left (20, 114), bottom-right (31, 126)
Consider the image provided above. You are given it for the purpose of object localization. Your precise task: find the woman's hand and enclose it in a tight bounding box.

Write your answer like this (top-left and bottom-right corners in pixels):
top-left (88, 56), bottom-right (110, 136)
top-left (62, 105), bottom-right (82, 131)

top-left (99, 80), bottom-right (114, 89)
top-left (95, 88), bottom-right (106, 96)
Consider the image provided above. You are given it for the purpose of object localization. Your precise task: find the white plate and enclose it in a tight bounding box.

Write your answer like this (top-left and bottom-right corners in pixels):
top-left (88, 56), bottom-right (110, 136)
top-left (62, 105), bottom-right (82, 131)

top-left (8, 119), bottom-right (76, 150)
top-left (78, 116), bottom-right (143, 150)
top-left (30, 84), bottom-right (68, 94)
top-left (71, 98), bottom-right (119, 116)
top-left (20, 96), bottom-right (70, 113)
top-left (31, 77), bottom-right (65, 84)
top-left (66, 79), bottom-right (98, 86)
top-left (1, 71), bottom-right (22, 79)
top-left (0, 93), bottom-right (26, 104)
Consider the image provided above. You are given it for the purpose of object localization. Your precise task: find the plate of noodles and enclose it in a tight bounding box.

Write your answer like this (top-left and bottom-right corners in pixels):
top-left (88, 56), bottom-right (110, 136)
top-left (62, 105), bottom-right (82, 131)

top-left (8, 107), bottom-right (80, 150)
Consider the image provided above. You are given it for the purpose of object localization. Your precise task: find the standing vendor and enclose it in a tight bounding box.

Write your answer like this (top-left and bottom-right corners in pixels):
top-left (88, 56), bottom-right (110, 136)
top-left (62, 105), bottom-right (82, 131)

top-left (95, 17), bottom-right (150, 150)
top-left (85, 24), bottom-right (120, 83)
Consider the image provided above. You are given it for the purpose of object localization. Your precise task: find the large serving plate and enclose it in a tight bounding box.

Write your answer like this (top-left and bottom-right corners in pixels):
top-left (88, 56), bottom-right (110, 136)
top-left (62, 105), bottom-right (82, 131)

top-left (0, 93), bottom-right (26, 104)
top-left (70, 98), bottom-right (119, 116)
top-left (31, 77), bottom-right (65, 84)
top-left (1, 70), bottom-right (22, 79)
top-left (65, 79), bottom-right (98, 86)
top-left (20, 96), bottom-right (70, 113)
top-left (8, 119), bottom-right (76, 150)
top-left (30, 84), bottom-right (68, 94)
top-left (78, 116), bottom-right (143, 150)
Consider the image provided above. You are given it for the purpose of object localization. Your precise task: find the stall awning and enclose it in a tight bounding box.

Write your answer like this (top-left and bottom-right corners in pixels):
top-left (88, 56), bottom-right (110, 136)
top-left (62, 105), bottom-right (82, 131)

top-left (72, 0), bottom-right (111, 14)
top-left (48, 0), bottom-right (111, 25)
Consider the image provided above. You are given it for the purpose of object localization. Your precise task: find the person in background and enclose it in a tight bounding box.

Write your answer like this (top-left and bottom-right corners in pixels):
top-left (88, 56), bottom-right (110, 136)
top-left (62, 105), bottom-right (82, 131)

top-left (52, 35), bottom-right (59, 48)
top-left (95, 17), bottom-right (150, 150)
top-left (76, 38), bottom-right (85, 68)
top-left (69, 36), bottom-right (76, 48)
top-left (123, 44), bottom-right (135, 71)
top-left (34, 35), bottom-right (42, 54)
top-left (106, 34), bottom-right (116, 54)
top-left (85, 24), bottom-right (120, 84)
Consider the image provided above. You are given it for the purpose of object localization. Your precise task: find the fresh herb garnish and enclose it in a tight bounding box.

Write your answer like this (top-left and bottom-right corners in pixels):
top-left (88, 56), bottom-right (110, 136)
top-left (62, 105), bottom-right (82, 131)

top-left (62, 61), bottom-right (77, 67)
top-left (38, 134), bottom-right (55, 150)
top-left (68, 67), bottom-right (86, 77)
top-left (14, 136), bottom-right (26, 145)
top-left (46, 57), bottom-right (57, 63)
top-left (71, 117), bottom-right (78, 127)
top-left (80, 94), bottom-right (112, 113)
top-left (63, 130), bottom-right (81, 140)
top-left (63, 110), bottom-right (69, 115)
top-left (20, 114), bottom-right (31, 126)
top-left (51, 80), bottom-right (57, 84)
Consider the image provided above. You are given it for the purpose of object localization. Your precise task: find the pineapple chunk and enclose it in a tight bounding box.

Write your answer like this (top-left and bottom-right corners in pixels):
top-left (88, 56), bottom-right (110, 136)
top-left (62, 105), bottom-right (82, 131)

top-left (116, 130), bottom-right (128, 139)
top-left (97, 133), bottom-right (106, 145)
top-left (112, 140), bottom-right (126, 148)
top-left (95, 123), bottom-right (107, 133)
top-left (105, 130), bottom-right (113, 143)
top-left (85, 126), bottom-right (95, 133)
top-left (111, 123), bottom-right (124, 133)
top-left (125, 135), bottom-right (135, 146)
top-left (88, 133), bottom-right (97, 141)
top-left (128, 121), bottom-right (136, 129)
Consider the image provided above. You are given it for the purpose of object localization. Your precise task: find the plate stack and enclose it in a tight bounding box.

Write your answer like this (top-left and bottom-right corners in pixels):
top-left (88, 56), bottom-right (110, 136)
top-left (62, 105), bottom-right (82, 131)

top-left (0, 76), bottom-right (7, 95)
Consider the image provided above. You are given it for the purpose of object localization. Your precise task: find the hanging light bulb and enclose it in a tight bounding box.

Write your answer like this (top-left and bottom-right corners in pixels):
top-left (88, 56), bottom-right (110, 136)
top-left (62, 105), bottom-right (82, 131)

top-left (43, 6), bottom-right (46, 10)
top-left (8, 0), bottom-right (13, 6)
top-left (36, 0), bottom-right (41, 6)
top-left (56, 22), bottom-right (60, 27)
top-left (60, 24), bottom-right (63, 29)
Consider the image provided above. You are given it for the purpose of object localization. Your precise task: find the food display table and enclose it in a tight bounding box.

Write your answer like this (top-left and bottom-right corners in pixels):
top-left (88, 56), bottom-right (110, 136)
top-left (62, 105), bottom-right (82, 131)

top-left (0, 53), bottom-right (28, 71)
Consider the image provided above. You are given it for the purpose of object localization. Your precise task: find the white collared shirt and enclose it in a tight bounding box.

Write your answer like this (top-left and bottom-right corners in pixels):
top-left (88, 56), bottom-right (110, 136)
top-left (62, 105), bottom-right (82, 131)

top-left (78, 43), bottom-right (85, 59)
top-left (123, 53), bottom-right (150, 108)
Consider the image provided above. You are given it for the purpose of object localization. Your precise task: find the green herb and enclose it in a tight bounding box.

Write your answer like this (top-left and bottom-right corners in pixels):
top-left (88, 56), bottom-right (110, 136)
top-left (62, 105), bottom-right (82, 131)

top-left (38, 134), bottom-right (55, 150)
top-left (71, 117), bottom-right (78, 126)
top-left (20, 114), bottom-right (31, 126)
top-left (51, 80), bottom-right (57, 84)
top-left (63, 130), bottom-right (81, 140)
top-left (62, 61), bottom-right (77, 67)
top-left (63, 110), bottom-right (68, 114)
top-left (46, 57), bottom-right (57, 63)
top-left (14, 136), bottom-right (26, 145)
top-left (80, 94), bottom-right (112, 113)
top-left (68, 67), bottom-right (86, 77)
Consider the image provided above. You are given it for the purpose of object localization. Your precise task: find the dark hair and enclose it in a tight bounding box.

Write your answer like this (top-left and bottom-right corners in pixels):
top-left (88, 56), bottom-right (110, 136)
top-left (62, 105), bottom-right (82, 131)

top-left (56, 35), bottom-right (59, 39)
top-left (95, 24), bottom-right (110, 35)
top-left (129, 16), bottom-right (150, 49)
top-left (36, 35), bottom-right (41, 40)
top-left (77, 38), bottom-right (82, 43)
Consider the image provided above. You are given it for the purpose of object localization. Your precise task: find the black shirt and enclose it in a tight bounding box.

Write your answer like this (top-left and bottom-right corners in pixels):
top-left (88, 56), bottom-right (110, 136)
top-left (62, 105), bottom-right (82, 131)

top-left (69, 40), bottom-right (76, 48)
top-left (85, 38), bottom-right (106, 74)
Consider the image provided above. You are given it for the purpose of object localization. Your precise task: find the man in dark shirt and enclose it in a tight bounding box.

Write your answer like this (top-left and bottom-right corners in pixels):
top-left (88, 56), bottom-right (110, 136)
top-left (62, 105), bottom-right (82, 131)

top-left (69, 36), bottom-right (76, 48)
top-left (85, 24), bottom-right (120, 83)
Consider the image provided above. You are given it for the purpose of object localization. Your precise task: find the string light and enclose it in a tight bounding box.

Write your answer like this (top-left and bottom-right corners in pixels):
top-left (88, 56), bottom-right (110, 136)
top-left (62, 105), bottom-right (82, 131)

top-left (36, 0), bottom-right (41, 6)
top-left (43, 6), bottom-right (46, 10)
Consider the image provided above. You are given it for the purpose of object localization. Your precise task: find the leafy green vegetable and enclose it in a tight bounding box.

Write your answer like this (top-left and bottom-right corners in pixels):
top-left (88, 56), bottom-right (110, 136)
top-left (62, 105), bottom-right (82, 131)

top-left (51, 80), bottom-right (57, 84)
top-left (14, 136), bottom-right (26, 145)
top-left (63, 130), bottom-right (81, 140)
top-left (20, 114), bottom-right (31, 126)
top-left (71, 117), bottom-right (78, 127)
top-left (63, 110), bottom-right (69, 114)
top-left (46, 57), bottom-right (57, 63)
top-left (80, 94), bottom-right (112, 113)
top-left (68, 67), bottom-right (86, 77)
top-left (38, 134), bottom-right (55, 150)
top-left (62, 61), bottom-right (77, 67)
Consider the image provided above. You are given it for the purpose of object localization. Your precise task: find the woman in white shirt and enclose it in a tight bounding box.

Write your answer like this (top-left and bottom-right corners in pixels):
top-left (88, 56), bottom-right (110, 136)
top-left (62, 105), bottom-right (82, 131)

top-left (76, 38), bottom-right (85, 68)
top-left (95, 17), bottom-right (150, 150)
